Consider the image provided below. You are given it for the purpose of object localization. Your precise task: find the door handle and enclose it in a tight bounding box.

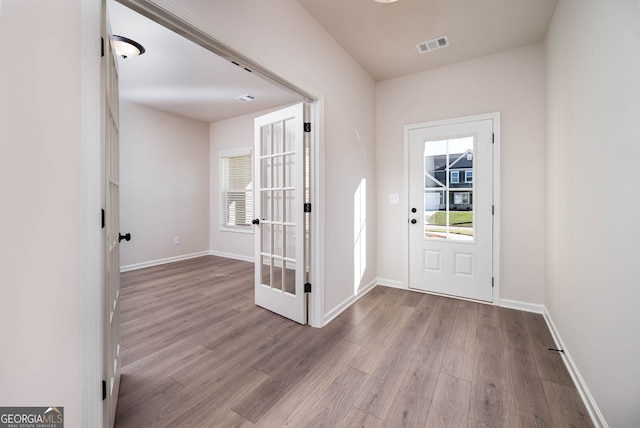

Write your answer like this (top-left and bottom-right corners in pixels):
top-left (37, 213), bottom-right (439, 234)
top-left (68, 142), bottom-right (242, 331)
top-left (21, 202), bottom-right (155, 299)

top-left (252, 219), bottom-right (260, 225)
top-left (119, 233), bottom-right (131, 242)
top-left (410, 219), bottom-right (417, 224)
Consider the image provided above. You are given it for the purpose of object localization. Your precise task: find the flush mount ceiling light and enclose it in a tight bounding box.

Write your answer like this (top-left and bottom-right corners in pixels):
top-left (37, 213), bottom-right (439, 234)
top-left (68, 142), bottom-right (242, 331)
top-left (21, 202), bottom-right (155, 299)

top-left (374, 0), bottom-right (399, 3)
top-left (112, 35), bottom-right (145, 59)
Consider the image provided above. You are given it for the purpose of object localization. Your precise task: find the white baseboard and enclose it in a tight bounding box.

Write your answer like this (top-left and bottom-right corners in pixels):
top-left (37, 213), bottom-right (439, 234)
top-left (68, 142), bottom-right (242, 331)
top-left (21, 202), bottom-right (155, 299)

top-left (323, 279), bottom-right (378, 325)
top-left (377, 278), bottom-right (406, 289)
top-left (543, 308), bottom-right (607, 428)
top-left (208, 250), bottom-right (254, 263)
top-left (499, 298), bottom-right (544, 314)
top-left (120, 251), bottom-right (210, 272)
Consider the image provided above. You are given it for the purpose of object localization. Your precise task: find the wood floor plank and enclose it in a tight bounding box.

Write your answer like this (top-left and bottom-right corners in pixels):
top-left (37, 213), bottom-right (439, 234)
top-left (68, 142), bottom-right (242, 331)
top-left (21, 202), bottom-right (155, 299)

top-left (231, 320), bottom-right (356, 423)
top-left (118, 343), bottom-right (213, 395)
top-left (477, 302), bottom-right (501, 328)
top-left (337, 407), bottom-right (384, 428)
top-left (469, 324), bottom-right (517, 427)
top-left (347, 305), bottom-right (413, 373)
top-left (352, 345), bottom-right (414, 419)
top-left (499, 307), bottom-right (531, 352)
top-left (114, 376), bottom-right (184, 428)
top-left (542, 380), bottom-right (594, 427)
top-left (254, 339), bottom-right (362, 427)
top-left (171, 333), bottom-right (283, 387)
top-left (157, 368), bottom-right (268, 427)
top-left (334, 286), bottom-right (388, 326)
top-left (420, 296), bottom-right (458, 350)
top-left (290, 366), bottom-right (369, 428)
top-left (115, 256), bottom-right (593, 428)
top-left (441, 306), bottom-right (478, 381)
top-left (384, 345), bottom-right (445, 427)
top-left (504, 346), bottom-right (553, 425)
top-left (425, 373), bottom-right (472, 428)
top-left (467, 418), bottom-right (493, 428)
top-left (352, 313), bottom-right (426, 419)
top-left (522, 311), bottom-right (574, 387)
top-left (208, 410), bottom-right (254, 428)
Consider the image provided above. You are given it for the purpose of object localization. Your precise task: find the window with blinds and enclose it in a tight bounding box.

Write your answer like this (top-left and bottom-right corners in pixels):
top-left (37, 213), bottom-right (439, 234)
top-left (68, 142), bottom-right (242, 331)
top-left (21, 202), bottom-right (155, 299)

top-left (220, 149), bottom-right (253, 231)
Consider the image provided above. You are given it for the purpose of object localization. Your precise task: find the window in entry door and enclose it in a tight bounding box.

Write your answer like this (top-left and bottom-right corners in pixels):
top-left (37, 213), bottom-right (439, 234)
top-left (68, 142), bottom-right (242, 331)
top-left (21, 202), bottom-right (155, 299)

top-left (423, 136), bottom-right (475, 242)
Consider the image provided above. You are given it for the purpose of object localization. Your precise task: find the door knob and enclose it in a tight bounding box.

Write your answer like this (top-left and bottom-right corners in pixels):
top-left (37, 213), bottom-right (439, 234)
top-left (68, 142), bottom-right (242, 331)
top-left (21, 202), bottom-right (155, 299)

top-left (119, 233), bottom-right (131, 242)
top-left (410, 219), bottom-right (417, 224)
top-left (252, 219), bottom-right (260, 225)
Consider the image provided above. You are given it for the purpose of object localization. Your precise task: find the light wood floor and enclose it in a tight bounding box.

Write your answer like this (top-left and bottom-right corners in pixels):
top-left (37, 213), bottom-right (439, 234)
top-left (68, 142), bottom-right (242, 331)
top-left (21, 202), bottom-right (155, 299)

top-left (115, 255), bottom-right (593, 427)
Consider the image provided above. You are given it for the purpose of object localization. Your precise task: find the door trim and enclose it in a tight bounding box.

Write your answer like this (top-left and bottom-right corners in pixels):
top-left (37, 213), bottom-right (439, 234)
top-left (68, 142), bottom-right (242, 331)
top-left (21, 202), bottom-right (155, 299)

top-left (81, 1), bottom-right (104, 427)
top-left (403, 113), bottom-right (501, 304)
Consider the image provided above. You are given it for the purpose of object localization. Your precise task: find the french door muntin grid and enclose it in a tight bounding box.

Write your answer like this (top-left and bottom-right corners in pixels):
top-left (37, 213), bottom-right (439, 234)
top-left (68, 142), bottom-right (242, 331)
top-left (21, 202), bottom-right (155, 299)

top-left (260, 119), bottom-right (297, 295)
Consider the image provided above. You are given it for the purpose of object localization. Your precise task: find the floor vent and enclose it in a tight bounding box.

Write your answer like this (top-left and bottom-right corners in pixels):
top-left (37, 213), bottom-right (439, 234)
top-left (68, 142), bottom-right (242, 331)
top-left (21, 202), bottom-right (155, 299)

top-left (417, 35), bottom-right (449, 54)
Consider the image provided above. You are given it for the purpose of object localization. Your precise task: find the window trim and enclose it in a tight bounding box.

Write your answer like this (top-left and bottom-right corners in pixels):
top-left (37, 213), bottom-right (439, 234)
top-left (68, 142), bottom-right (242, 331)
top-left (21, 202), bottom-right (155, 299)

top-left (219, 148), bottom-right (253, 234)
top-left (465, 170), bottom-right (473, 183)
top-left (450, 170), bottom-right (460, 184)
top-left (453, 192), bottom-right (471, 205)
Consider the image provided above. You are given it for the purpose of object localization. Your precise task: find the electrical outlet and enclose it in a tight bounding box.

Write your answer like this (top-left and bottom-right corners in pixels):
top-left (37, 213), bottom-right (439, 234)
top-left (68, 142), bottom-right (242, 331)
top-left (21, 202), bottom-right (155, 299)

top-left (173, 236), bottom-right (180, 245)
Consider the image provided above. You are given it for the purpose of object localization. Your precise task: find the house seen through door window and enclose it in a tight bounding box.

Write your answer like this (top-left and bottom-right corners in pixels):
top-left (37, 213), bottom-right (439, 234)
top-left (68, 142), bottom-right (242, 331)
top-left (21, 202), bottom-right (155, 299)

top-left (220, 148), bottom-right (253, 231)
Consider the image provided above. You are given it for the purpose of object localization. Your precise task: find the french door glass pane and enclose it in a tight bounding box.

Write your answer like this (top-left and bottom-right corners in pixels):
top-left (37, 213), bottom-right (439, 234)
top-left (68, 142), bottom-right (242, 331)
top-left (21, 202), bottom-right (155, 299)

top-left (261, 125), bottom-right (271, 156)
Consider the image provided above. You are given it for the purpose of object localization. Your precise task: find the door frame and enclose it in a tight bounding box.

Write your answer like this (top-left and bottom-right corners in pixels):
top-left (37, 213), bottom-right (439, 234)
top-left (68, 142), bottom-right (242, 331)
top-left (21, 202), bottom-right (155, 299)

top-left (82, 1), bottom-right (325, 426)
top-left (403, 113), bottom-right (501, 304)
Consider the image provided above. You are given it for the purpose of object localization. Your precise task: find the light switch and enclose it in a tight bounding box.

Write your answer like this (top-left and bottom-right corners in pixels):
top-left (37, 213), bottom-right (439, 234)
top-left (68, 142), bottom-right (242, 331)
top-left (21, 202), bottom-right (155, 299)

top-left (389, 193), bottom-right (399, 204)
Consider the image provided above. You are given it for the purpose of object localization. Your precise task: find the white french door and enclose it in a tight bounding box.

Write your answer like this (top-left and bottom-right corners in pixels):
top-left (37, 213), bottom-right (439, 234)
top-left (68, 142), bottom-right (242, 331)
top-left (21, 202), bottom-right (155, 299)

top-left (254, 103), bottom-right (308, 324)
top-left (102, 3), bottom-right (122, 426)
top-left (407, 117), bottom-right (495, 302)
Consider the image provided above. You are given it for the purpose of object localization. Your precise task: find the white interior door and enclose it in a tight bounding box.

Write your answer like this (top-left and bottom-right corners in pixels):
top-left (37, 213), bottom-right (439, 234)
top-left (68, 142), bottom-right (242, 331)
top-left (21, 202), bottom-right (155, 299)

top-left (408, 118), bottom-right (494, 302)
top-left (102, 3), bottom-right (122, 425)
top-left (254, 103), bottom-right (307, 324)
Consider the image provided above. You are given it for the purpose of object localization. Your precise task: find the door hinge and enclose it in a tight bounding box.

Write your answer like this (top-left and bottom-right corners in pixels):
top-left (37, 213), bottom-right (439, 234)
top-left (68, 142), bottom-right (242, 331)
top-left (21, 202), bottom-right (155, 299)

top-left (101, 37), bottom-right (105, 58)
top-left (492, 205), bottom-right (495, 215)
top-left (304, 122), bottom-right (311, 133)
top-left (492, 133), bottom-right (495, 144)
top-left (492, 277), bottom-right (495, 288)
top-left (101, 209), bottom-right (105, 229)
top-left (304, 283), bottom-right (312, 293)
top-left (102, 380), bottom-right (107, 400)
top-left (304, 203), bottom-right (312, 213)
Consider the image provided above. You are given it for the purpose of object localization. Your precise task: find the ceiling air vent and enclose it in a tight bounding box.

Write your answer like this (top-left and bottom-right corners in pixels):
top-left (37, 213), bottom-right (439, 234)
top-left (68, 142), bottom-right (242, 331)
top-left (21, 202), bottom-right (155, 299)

top-left (236, 94), bottom-right (257, 102)
top-left (417, 35), bottom-right (449, 54)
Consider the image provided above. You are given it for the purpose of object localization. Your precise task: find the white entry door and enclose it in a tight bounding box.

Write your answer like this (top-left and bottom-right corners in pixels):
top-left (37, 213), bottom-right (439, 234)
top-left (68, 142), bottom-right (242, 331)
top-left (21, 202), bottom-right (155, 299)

top-left (254, 103), bottom-right (307, 324)
top-left (408, 118), bottom-right (494, 302)
top-left (102, 3), bottom-right (123, 426)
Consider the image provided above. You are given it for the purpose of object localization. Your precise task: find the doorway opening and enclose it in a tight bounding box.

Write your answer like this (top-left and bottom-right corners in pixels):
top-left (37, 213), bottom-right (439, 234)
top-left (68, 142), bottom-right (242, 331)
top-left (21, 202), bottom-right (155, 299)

top-left (110, 0), bottom-right (323, 325)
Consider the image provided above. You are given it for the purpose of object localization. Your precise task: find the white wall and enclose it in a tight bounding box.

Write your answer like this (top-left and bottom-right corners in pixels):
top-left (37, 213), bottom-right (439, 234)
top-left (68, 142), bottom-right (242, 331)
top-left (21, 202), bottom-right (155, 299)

top-left (545, 0), bottom-right (640, 425)
top-left (208, 110), bottom-right (261, 261)
top-left (0, 1), bottom-right (88, 426)
top-left (120, 101), bottom-right (210, 268)
top-left (376, 44), bottom-right (547, 304)
top-left (172, 0), bottom-right (378, 319)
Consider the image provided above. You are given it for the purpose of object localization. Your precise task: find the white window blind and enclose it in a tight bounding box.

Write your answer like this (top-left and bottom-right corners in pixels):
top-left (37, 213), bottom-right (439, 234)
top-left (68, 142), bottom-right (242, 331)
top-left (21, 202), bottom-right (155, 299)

top-left (220, 149), bottom-right (253, 231)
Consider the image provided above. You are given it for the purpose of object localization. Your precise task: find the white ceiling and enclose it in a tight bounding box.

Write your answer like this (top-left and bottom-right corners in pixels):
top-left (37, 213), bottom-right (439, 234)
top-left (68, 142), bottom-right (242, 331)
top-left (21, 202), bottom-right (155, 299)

top-left (107, 0), bottom-right (302, 123)
top-left (108, 0), bottom-right (557, 122)
top-left (299, 0), bottom-right (558, 81)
